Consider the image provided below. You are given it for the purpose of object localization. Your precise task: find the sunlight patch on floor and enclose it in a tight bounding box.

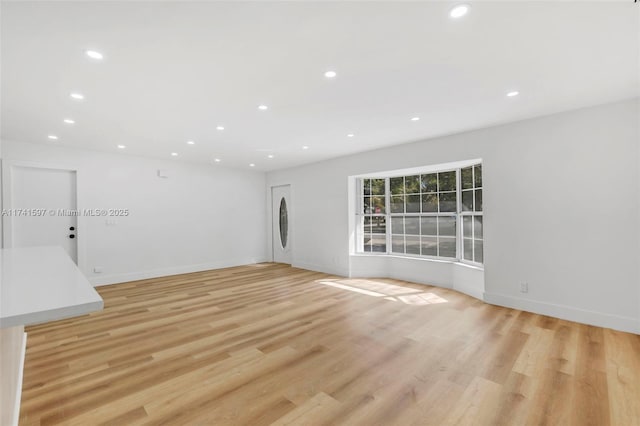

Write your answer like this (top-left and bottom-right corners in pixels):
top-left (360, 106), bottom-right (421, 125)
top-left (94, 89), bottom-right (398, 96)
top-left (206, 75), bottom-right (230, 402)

top-left (316, 279), bottom-right (448, 305)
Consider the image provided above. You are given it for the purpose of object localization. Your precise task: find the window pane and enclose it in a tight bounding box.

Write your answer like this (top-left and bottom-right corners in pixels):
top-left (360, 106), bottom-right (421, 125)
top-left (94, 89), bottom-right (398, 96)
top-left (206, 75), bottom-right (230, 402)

top-left (474, 217), bottom-right (483, 239)
top-left (421, 217), bottom-right (437, 235)
top-left (474, 164), bottom-right (482, 188)
top-left (405, 217), bottom-right (420, 235)
top-left (371, 216), bottom-right (386, 234)
top-left (363, 196), bottom-right (371, 214)
top-left (371, 196), bottom-right (385, 214)
top-left (439, 192), bottom-right (457, 212)
top-left (438, 237), bottom-right (456, 258)
top-left (405, 175), bottom-right (420, 194)
top-left (406, 236), bottom-right (420, 255)
top-left (363, 233), bottom-right (372, 252)
top-left (461, 190), bottom-right (473, 212)
top-left (463, 238), bottom-right (473, 260)
top-left (391, 216), bottom-right (404, 234)
top-left (406, 194), bottom-right (420, 213)
top-left (474, 240), bottom-right (483, 263)
top-left (439, 171), bottom-right (456, 191)
top-left (364, 216), bottom-right (373, 233)
top-left (439, 216), bottom-right (456, 236)
top-left (391, 196), bottom-right (404, 213)
top-left (421, 193), bottom-right (438, 212)
top-left (461, 167), bottom-right (473, 190)
top-left (363, 179), bottom-right (371, 196)
top-left (390, 177), bottom-right (404, 195)
top-left (421, 236), bottom-right (437, 256)
top-left (392, 235), bottom-right (405, 253)
top-left (421, 173), bottom-right (438, 193)
top-left (474, 189), bottom-right (483, 212)
top-left (371, 178), bottom-right (385, 195)
top-left (371, 234), bottom-right (386, 253)
top-left (463, 216), bottom-right (472, 237)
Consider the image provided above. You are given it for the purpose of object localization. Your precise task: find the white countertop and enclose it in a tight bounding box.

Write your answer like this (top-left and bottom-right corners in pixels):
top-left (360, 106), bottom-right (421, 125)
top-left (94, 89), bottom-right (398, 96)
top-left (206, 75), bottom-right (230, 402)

top-left (0, 246), bottom-right (103, 328)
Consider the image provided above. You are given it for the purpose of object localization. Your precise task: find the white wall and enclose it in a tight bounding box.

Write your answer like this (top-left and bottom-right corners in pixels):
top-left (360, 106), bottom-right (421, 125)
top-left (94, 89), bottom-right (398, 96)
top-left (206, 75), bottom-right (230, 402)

top-left (1, 140), bottom-right (3, 248)
top-left (266, 98), bottom-right (640, 334)
top-left (1, 140), bottom-right (268, 285)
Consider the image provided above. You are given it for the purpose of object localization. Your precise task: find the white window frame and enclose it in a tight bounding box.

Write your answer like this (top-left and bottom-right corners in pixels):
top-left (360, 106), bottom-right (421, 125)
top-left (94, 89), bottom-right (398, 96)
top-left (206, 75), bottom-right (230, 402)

top-left (355, 162), bottom-right (483, 266)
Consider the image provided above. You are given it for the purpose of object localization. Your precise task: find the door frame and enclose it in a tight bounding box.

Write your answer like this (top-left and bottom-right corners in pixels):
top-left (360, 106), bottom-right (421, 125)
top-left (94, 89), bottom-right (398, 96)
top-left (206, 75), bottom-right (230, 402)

top-left (1, 160), bottom-right (87, 271)
top-left (270, 184), bottom-right (292, 263)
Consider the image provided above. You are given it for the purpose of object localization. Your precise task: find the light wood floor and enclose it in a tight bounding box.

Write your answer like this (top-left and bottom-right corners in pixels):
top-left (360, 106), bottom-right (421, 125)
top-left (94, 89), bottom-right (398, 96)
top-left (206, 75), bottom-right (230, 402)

top-left (19, 263), bottom-right (640, 425)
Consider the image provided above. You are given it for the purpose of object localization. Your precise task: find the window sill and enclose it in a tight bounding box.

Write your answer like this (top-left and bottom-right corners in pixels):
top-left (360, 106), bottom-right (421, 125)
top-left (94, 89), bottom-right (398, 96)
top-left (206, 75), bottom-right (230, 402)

top-left (350, 253), bottom-right (484, 271)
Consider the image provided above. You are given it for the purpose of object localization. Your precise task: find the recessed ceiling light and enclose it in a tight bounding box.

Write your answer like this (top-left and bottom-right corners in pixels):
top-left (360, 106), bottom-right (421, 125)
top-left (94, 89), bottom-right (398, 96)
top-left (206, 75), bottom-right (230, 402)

top-left (214, 158), bottom-right (221, 163)
top-left (258, 105), bottom-right (268, 111)
top-left (302, 146), bottom-right (309, 150)
top-left (450, 4), bottom-right (469, 19)
top-left (48, 135), bottom-right (58, 140)
top-left (63, 119), bottom-right (75, 124)
top-left (117, 144), bottom-right (126, 149)
top-left (216, 126), bottom-right (225, 131)
top-left (85, 50), bottom-right (104, 60)
top-left (70, 92), bottom-right (84, 100)
top-left (324, 70), bottom-right (337, 78)
top-left (411, 117), bottom-right (420, 121)
top-left (187, 140), bottom-right (195, 145)
top-left (507, 91), bottom-right (520, 97)
top-left (267, 154), bottom-right (274, 159)
top-left (249, 163), bottom-right (255, 167)
top-left (171, 152), bottom-right (178, 156)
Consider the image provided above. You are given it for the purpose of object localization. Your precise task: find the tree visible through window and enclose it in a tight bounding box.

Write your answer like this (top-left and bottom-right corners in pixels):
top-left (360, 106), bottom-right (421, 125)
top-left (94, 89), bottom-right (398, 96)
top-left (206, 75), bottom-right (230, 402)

top-left (362, 178), bottom-right (386, 252)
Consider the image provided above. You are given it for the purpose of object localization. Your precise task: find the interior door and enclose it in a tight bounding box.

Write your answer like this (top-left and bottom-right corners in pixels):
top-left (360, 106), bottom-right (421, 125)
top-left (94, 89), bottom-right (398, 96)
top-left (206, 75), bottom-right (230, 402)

top-left (272, 185), bottom-right (291, 264)
top-left (4, 164), bottom-right (78, 263)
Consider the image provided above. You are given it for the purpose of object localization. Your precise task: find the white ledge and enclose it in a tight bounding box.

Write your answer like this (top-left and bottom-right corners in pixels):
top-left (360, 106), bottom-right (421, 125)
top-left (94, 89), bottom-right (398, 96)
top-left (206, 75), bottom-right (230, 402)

top-left (350, 253), bottom-right (484, 271)
top-left (1, 246), bottom-right (103, 328)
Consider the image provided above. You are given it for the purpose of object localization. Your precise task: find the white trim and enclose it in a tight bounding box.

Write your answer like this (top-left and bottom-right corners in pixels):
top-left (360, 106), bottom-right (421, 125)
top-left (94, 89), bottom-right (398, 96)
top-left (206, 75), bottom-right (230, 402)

top-left (91, 258), bottom-right (269, 286)
top-left (483, 291), bottom-right (640, 335)
top-left (293, 261), bottom-right (349, 277)
top-left (1, 160), bottom-right (86, 270)
top-left (12, 331), bottom-right (27, 426)
top-left (352, 158), bottom-right (483, 178)
top-left (350, 252), bottom-right (484, 271)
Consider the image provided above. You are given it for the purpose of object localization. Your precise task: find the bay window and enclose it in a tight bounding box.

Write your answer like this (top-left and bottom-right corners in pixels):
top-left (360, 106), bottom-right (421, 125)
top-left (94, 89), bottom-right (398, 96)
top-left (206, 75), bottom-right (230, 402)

top-left (357, 162), bottom-right (483, 265)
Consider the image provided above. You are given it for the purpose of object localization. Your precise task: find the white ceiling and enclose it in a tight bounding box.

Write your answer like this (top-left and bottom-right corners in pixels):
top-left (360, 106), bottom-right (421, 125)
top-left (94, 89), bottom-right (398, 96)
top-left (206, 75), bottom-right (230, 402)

top-left (1, 1), bottom-right (638, 171)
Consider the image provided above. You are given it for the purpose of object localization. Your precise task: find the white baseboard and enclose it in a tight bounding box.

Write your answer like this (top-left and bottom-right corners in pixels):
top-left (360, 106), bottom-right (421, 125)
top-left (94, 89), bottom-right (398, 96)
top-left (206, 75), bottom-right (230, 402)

top-left (90, 258), bottom-right (269, 286)
top-left (484, 291), bottom-right (640, 335)
top-left (453, 280), bottom-right (484, 301)
top-left (292, 261), bottom-right (349, 277)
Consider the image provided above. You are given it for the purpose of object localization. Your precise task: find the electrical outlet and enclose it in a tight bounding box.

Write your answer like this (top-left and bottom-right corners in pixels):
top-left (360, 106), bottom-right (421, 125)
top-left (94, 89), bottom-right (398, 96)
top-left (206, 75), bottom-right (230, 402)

top-left (520, 282), bottom-right (528, 293)
top-left (93, 267), bottom-right (104, 274)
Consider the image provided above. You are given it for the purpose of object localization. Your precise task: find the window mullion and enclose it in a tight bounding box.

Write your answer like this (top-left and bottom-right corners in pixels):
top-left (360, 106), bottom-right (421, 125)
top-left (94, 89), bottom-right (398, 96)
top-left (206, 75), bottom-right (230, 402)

top-left (455, 168), bottom-right (461, 261)
top-left (385, 177), bottom-right (391, 254)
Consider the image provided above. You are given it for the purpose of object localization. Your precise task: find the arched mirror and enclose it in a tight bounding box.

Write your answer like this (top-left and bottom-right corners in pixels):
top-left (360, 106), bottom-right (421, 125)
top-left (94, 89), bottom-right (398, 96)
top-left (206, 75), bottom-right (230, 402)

top-left (279, 197), bottom-right (288, 249)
